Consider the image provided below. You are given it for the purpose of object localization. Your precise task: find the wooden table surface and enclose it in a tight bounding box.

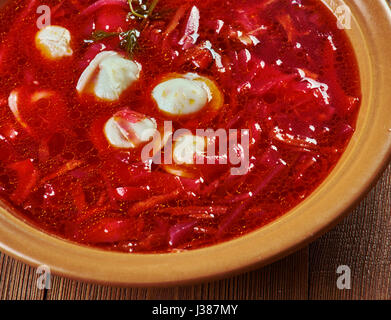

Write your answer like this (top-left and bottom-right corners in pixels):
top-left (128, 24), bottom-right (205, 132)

top-left (1, 162), bottom-right (390, 300)
top-left (1, 0), bottom-right (391, 301)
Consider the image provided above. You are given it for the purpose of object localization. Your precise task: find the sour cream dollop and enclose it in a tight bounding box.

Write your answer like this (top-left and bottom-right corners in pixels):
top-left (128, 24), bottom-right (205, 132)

top-left (35, 26), bottom-right (73, 59)
top-left (152, 73), bottom-right (223, 116)
top-left (77, 51), bottom-right (141, 101)
top-left (104, 110), bottom-right (157, 149)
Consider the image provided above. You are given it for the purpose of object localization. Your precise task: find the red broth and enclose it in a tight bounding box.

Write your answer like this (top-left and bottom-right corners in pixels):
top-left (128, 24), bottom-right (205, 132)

top-left (0, 0), bottom-right (361, 253)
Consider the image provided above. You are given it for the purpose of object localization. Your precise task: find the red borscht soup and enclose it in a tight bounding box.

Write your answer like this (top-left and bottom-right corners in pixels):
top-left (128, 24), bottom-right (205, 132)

top-left (0, 0), bottom-right (361, 253)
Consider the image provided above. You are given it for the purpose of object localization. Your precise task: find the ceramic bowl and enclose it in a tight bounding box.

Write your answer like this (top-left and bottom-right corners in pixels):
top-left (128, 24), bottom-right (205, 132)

top-left (0, 0), bottom-right (391, 286)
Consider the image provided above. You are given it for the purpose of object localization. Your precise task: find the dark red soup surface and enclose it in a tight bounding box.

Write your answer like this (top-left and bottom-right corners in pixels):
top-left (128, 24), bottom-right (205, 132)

top-left (0, 0), bottom-right (361, 253)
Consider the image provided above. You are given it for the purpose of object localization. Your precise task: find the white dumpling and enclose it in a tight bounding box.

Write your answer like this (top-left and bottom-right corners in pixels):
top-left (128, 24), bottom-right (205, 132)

top-left (152, 74), bottom-right (213, 116)
top-left (94, 54), bottom-right (141, 101)
top-left (104, 112), bottom-right (157, 149)
top-left (173, 134), bottom-right (206, 165)
top-left (77, 51), bottom-right (141, 101)
top-left (35, 26), bottom-right (73, 59)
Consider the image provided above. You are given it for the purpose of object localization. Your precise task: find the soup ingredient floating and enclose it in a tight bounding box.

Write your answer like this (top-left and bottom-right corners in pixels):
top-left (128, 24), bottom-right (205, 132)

top-left (35, 25), bottom-right (73, 59)
top-left (152, 73), bottom-right (223, 116)
top-left (0, 0), bottom-right (361, 253)
top-left (104, 110), bottom-right (157, 149)
top-left (77, 51), bottom-right (141, 101)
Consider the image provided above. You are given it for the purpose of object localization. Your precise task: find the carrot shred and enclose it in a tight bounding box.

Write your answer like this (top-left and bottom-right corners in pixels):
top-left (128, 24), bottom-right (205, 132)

top-left (163, 4), bottom-right (188, 37)
top-left (128, 189), bottom-right (181, 215)
top-left (40, 160), bottom-right (83, 184)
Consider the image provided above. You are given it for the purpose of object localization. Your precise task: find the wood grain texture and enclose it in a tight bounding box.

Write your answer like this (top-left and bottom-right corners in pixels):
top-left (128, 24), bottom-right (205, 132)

top-left (309, 165), bottom-right (391, 300)
top-left (45, 249), bottom-right (308, 300)
top-left (0, 253), bottom-right (45, 300)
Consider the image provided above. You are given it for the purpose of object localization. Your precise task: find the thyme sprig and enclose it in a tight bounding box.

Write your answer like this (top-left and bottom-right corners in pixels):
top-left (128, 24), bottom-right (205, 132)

top-left (119, 29), bottom-right (140, 58)
top-left (90, 29), bottom-right (140, 58)
top-left (128, 0), bottom-right (160, 20)
top-left (91, 30), bottom-right (118, 42)
top-left (89, 0), bottom-right (162, 58)
top-left (128, 0), bottom-right (148, 19)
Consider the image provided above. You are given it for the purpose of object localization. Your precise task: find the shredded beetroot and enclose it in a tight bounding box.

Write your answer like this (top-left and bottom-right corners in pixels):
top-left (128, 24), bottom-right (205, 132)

top-left (40, 160), bottom-right (83, 184)
top-left (80, 0), bottom-right (128, 16)
top-left (114, 186), bottom-right (149, 201)
top-left (217, 163), bottom-right (286, 237)
top-left (0, 0), bottom-right (361, 252)
top-left (163, 4), bottom-right (188, 37)
top-left (7, 159), bottom-right (38, 204)
top-left (168, 221), bottom-right (197, 247)
top-left (128, 189), bottom-right (182, 215)
top-left (159, 206), bottom-right (228, 217)
top-left (75, 217), bottom-right (143, 244)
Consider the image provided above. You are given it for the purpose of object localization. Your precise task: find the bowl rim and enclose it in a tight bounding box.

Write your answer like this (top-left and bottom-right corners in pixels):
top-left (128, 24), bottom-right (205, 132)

top-left (1, 0), bottom-right (391, 287)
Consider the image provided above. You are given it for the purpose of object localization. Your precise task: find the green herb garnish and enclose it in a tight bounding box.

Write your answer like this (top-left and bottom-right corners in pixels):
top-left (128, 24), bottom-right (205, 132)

top-left (128, 0), bottom-right (160, 21)
top-left (119, 29), bottom-right (140, 58)
top-left (91, 30), bottom-right (119, 42)
top-left (89, 0), bottom-right (162, 58)
top-left (128, 0), bottom-right (148, 19)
